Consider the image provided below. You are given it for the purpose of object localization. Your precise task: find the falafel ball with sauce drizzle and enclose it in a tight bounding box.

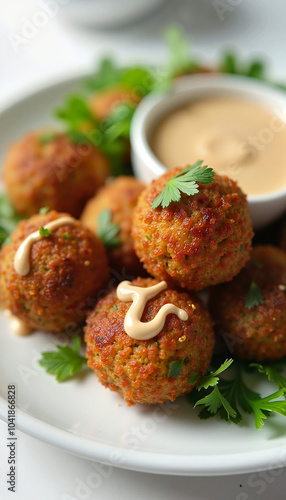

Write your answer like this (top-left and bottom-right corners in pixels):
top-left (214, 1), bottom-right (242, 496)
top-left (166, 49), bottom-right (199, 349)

top-left (85, 277), bottom-right (215, 406)
top-left (0, 210), bottom-right (109, 333)
top-left (132, 167), bottom-right (253, 291)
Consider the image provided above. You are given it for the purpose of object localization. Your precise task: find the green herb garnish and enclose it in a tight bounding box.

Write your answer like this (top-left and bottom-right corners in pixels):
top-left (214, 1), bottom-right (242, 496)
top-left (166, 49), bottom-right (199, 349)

top-left (250, 361), bottom-right (286, 393)
top-left (63, 233), bottom-right (71, 240)
top-left (39, 226), bottom-right (52, 238)
top-left (85, 58), bottom-right (122, 92)
top-left (219, 51), bottom-right (267, 80)
top-left (113, 304), bottom-right (118, 311)
top-left (39, 336), bottom-right (87, 382)
top-left (146, 235), bottom-right (151, 241)
top-left (190, 359), bottom-right (286, 429)
top-left (96, 209), bottom-right (120, 249)
top-left (164, 25), bottom-right (199, 77)
top-left (168, 359), bottom-right (185, 378)
top-left (0, 194), bottom-right (24, 248)
top-left (188, 373), bottom-right (198, 385)
top-left (39, 133), bottom-right (58, 144)
top-left (245, 282), bottom-right (264, 309)
top-left (152, 161), bottom-right (214, 209)
top-left (55, 95), bottom-right (94, 130)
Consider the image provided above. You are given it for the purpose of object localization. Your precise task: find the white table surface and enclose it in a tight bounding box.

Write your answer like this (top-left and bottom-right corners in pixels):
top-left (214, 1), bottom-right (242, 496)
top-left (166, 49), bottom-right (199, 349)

top-left (0, 1), bottom-right (286, 498)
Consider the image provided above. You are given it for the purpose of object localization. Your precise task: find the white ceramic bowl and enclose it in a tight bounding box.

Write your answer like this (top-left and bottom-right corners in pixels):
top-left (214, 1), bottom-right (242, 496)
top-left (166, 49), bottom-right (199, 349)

top-left (130, 74), bottom-right (286, 230)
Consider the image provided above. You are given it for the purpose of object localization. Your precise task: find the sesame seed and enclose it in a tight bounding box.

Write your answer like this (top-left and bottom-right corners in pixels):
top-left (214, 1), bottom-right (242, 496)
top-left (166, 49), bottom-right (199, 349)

top-left (178, 335), bottom-right (186, 342)
top-left (278, 284), bottom-right (286, 291)
top-left (192, 304), bottom-right (196, 310)
top-left (84, 260), bottom-right (90, 266)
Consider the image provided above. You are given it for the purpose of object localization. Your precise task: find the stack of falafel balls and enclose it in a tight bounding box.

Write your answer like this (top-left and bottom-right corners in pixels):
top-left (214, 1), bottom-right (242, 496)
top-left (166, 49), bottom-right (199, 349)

top-left (1, 130), bottom-right (286, 408)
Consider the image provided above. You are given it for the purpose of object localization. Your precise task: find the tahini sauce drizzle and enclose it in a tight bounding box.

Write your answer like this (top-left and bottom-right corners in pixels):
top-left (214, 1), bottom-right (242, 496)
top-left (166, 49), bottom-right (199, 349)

top-left (116, 280), bottom-right (188, 341)
top-left (2, 309), bottom-right (33, 336)
top-left (14, 216), bottom-right (76, 276)
top-left (150, 96), bottom-right (286, 195)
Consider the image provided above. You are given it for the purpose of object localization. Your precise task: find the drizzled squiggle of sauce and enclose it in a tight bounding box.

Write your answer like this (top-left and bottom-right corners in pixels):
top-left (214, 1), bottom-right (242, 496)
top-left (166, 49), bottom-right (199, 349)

top-left (116, 280), bottom-right (188, 341)
top-left (14, 216), bottom-right (76, 276)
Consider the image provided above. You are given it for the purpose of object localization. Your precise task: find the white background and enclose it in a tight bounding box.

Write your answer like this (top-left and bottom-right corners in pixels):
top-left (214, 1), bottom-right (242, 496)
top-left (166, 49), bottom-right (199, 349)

top-left (0, 0), bottom-right (286, 498)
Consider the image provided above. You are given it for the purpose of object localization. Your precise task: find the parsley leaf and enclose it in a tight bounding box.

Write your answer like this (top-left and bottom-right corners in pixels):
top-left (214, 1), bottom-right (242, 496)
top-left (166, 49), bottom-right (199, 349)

top-left (39, 226), bottom-right (52, 238)
top-left (55, 95), bottom-right (95, 130)
top-left (168, 359), bottom-right (185, 378)
top-left (96, 209), bottom-right (120, 249)
top-left (164, 25), bottom-right (199, 77)
top-left (245, 282), bottom-right (264, 309)
top-left (219, 51), bottom-right (267, 80)
top-left (188, 373), bottom-right (198, 385)
top-left (39, 133), bottom-right (58, 144)
top-left (0, 193), bottom-right (24, 248)
top-left (250, 361), bottom-right (286, 393)
top-left (195, 385), bottom-right (237, 420)
top-left (85, 58), bottom-right (122, 92)
top-left (190, 359), bottom-right (286, 429)
top-left (38, 336), bottom-right (87, 382)
top-left (196, 359), bottom-right (234, 390)
top-left (152, 161), bottom-right (215, 209)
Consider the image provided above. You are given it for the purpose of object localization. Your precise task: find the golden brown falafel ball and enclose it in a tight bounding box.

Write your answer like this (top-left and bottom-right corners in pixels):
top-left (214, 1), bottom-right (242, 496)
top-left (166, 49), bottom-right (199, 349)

top-left (81, 176), bottom-right (145, 276)
top-left (0, 210), bottom-right (109, 332)
top-left (85, 277), bottom-right (215, 406)
top-left (209, 245), bottom-right (286, 362)
top-left (89, 86), bottom-right (140, 121)
top-left (132, 168), bottom-right (253, 291)
top-left (3, 131), bottom-right (110, 218)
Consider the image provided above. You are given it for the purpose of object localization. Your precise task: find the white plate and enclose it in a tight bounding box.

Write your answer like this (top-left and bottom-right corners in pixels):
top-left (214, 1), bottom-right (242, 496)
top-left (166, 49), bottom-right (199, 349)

top-left (0, 74), bottom-right (286, 477)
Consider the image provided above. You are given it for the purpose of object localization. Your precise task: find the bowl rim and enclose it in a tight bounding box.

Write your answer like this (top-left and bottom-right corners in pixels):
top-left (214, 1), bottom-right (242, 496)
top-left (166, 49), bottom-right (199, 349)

top-left (130, 73), bottom-right (286, 203)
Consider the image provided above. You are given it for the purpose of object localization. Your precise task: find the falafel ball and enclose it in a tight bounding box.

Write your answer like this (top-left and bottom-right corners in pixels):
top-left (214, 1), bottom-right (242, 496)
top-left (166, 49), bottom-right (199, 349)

top-left (3, 131), bottom-right (110, 218)
top-left (81, 176), bottom-right (145, 276)
top-left (0, 210), bottom-right (109, 332)
top-left (132, 168), bottom-right (253, 291)
top-left (85, 277), bottom-right (215, 405)
top-left (209, 245), bottom-right (286, 362)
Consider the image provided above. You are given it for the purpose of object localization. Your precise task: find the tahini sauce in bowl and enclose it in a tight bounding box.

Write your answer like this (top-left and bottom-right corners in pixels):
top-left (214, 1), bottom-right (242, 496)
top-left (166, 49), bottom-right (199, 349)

top-left (131, 74), bottom-right (286, 229)
top-left (150, 96), bottom-right (286, 196)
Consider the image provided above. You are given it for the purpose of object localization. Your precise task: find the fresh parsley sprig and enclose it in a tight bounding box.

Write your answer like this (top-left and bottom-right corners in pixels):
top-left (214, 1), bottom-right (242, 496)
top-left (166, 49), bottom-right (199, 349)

top-left (151, 161), bottom-right (215, 209)
top-left (168, 359), bottom-right (185, 378)
top-left (39, 226), bottom-right (52, 238)
top-left (0, 193), bottom-right (24, 248)
top-left (96, 209), bottom-right (120, 249)
top-left (190, 359), bottom-right (286, 429)
top-left (164, 25), bottom-right (200, 78)
top-left (39, 336), bottom-right (87, 382)
top-left (245, 282), bottom-right (264, 309)
top-left (250, 361), bottom-right (286, 394)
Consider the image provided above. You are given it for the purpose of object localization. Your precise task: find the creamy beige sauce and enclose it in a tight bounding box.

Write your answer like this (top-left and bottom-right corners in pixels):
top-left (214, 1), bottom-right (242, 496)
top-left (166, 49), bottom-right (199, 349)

top-left (150, 96), bottom-right (286, 195)
top-left (116, 280), bottom-right (188, 340)
top-left (14, 216), bottom-right (76, 276)
top-left (3, 309), bottom-right (34, 336)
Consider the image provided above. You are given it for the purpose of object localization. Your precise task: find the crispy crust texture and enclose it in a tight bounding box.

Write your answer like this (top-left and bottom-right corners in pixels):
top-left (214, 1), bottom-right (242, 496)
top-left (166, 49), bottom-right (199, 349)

top-left (85, 277), bottom-right (215, 405)
top-left (3, 132), bottom-right (110, 218)
top-left (209, 245), bottom-right (286, 361)
top-left (0, 210), bottom-right (110, 332)
top-left (132, 168), bottom-right (253, 291)
top-left (81, 176), bottom-right (145, 276)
